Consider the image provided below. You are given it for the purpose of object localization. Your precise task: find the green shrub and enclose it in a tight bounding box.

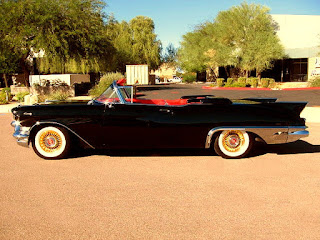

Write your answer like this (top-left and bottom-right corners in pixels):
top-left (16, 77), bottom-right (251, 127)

top-left (16, 91), bottom-right (30, 102)
top-left (216, 78), bottom-right (225, 87)
top-left (226, 82), bottom-right (247, 88)
top-left (249, 77), bottom-right (259, 88)
top-left (224, 77), bottom-right (249, 88)
top-left (1, 87), bottom-right (11, 98)
top-left (268, 78), bottom-right (276, 88)
top-left (238, 77), bottom-right (247, 85)
top-left (89, 72), bottom-right (124, 97)
top-left (0, 88), bottom-right (11, 104)
top-left (260, 78), bottom-right (275, 88)
top-left (0, 92), bottom-right (8, 104)
top-left (182, 73), bottom-right (197, 83)
top-left (261, 78), bottom-right (270, 88)
top-left (310, 76), bottom-right (320, 87)
top-left (46, 90), bottom-right (69, 101)
top-left (224, 78), bottom-right (234, 87)
top-left (1, 88), bottom-right (11, 94)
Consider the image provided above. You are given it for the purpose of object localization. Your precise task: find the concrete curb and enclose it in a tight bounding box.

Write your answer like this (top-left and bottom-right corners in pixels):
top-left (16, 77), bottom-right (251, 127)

top-left (202, 86), bottom-right (271, 90)
top-left (202, 86), bottom-right (320, 91)
top-left (0, 102), bottom-right (20, 114)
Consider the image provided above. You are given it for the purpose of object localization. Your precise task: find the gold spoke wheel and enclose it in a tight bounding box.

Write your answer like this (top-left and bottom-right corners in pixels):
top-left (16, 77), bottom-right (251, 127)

top-left (221, 130), bottom-right (245, 152)
top-left (214, 130), bottom-right (252, 159)
top-left (33, 126), bottom-right (70, 159)
top-left (39, 130), bottom-right (63, 153)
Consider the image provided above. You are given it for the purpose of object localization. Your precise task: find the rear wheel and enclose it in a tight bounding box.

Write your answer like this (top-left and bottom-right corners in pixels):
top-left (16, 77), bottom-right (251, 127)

top-left (214, 130), bottom-right (253, 159)
top-left (32, 126), bottom-right (70, 159)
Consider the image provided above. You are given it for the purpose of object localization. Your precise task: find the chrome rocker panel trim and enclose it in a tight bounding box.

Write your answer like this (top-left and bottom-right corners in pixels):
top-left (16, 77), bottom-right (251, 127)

top-left (205, 126), bottom-right (309, 148)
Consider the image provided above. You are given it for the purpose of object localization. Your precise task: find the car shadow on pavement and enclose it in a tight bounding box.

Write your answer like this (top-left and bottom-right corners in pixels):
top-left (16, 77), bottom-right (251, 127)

top-left (251, 140), bottom-right (320, 157)
top-left (70, 140), bottom-right (320, 159)
top-left (71, 148), bottom-right (216, 158)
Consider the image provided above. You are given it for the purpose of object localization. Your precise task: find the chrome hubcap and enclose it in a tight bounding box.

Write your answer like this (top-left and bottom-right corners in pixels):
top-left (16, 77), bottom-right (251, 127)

top-left (222, 131), bottom-right (245, 152)
top-left (39, 130), bottom-right (62, 153)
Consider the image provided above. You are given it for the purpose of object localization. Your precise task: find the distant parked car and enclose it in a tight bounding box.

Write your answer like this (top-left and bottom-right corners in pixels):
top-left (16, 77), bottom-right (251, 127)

top-left (168, 77), bottom-right (182, 83)
top-left (155, 76), bottom-right (161, 84)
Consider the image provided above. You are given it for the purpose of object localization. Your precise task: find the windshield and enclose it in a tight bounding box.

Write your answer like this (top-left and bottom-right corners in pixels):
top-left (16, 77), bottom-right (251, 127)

top-left (95, 84), bottom-right (119, 103)
top-left (95, 82), bottom-right (133, 104)
top-left (119, 87), bottom-right (133, 102)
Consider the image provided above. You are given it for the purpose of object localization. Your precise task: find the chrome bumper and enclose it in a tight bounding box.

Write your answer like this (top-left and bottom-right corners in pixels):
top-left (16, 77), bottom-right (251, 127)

top-left (287, 126), bottom-right (309, 143)
top-left (11, 121), bottom-right (30, 147)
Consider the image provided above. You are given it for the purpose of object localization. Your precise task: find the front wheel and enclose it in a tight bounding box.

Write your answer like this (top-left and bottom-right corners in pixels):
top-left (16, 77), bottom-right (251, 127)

top-left (214, 130), bottom-right (253, 159)
top-left (32, 126), bottom-right (70, 159)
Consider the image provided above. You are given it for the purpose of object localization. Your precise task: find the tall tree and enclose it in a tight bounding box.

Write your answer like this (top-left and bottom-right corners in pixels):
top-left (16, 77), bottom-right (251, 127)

top-left (105, 17), bottom-right (134, 72)
top-left (178, 22), bottom-right (216, 73)
top-left (105, 16), bottom-right (162, 72)
top-left (0, 18), bottom-right (20, 87)
top-left (212, 2), bottom-right (284, 77)
top-left (162, 43), bottom-right (178, 67)
top-left (130, 16), bottom-right (162, 70)
top-left (0, 41), bottom-right (20, 87)
top-left (0, 0), bottom-right (114, 82)
top-left (178, 2), bottom-right (284, 78)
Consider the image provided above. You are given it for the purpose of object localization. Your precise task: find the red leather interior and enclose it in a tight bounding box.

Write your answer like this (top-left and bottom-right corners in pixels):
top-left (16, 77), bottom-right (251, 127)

top-left (97, 97), bottom-right (190, 106)
top-left (131, 98), bottom-right (188, 105)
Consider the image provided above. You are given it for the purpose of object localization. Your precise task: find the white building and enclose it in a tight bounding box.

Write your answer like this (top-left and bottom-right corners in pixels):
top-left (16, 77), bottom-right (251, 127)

top-left (269, 14), bottom-right (320, 82)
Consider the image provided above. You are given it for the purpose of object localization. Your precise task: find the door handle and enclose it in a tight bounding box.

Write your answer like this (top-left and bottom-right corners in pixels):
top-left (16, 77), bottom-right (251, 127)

top-left (159, 109), bottom-right (171, 113)
top-left (159, 109), bottom-right (174, 115)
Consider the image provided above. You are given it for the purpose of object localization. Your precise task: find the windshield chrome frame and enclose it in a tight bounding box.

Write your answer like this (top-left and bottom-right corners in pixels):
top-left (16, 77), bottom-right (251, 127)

top-left (112, 81), bottom-right (134, 104)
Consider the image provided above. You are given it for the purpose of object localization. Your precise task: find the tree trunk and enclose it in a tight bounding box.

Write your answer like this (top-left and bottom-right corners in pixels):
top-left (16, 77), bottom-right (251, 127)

top-left (224, 66), bottom-right (229, 78)
top-left (256, 71), bottom-right (261, 80)
top-left (241, 69), bottom-right (249, 78)
top-left (207, 67), bottom-right (217, 82)
top-left (20, 57), bottom-right (30, 87)
top-left (3, 73), bottom-right (8, 88)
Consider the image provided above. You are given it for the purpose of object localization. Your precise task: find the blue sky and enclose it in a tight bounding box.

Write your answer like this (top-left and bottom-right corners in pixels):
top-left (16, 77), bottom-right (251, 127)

top-left (105, 0), bottom-right (320, 49)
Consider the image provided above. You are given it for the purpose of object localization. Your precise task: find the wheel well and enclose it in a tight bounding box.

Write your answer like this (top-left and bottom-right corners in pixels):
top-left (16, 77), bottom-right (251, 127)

top-left (29, 124), bottom-right (72, 145)
top-left (209, 131), bottom-right (222, 148)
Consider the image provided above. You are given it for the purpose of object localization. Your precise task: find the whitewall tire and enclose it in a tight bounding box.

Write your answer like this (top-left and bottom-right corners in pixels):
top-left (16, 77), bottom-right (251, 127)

top-left (214, 130), bottom-right (253, 159)
top-left (32, 126), bottom-right (70, 159)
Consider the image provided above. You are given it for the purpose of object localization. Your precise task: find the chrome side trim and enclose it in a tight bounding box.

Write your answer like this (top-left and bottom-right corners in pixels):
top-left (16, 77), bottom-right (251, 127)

top-left (29, 121), bottom-right (95, 149)
top-left (205, 126), bottom-right (309, 148)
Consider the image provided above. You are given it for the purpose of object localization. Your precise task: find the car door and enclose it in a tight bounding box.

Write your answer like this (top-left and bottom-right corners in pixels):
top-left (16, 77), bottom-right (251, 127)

top-left (102, 102), bottom-right (207, 149)
top-left (102, 103), bottom-right (158, 149)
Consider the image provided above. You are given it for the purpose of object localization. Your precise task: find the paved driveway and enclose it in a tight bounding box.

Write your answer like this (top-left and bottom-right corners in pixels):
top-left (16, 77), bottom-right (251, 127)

top-left (1, 113), bottom-right (320, 239)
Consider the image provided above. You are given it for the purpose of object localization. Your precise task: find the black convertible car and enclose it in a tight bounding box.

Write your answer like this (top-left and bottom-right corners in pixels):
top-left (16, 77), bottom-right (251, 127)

top-left (11, 79), bottom-right (309, 159)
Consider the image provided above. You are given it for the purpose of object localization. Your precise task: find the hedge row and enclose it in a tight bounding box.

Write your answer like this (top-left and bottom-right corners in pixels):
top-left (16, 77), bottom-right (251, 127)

top-left (215, 77), bottom-right (275, 88)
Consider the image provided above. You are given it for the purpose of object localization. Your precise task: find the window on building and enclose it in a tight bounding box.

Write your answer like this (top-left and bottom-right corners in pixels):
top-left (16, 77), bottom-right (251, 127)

top-left (290, 58), bottom-right (308, 82)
